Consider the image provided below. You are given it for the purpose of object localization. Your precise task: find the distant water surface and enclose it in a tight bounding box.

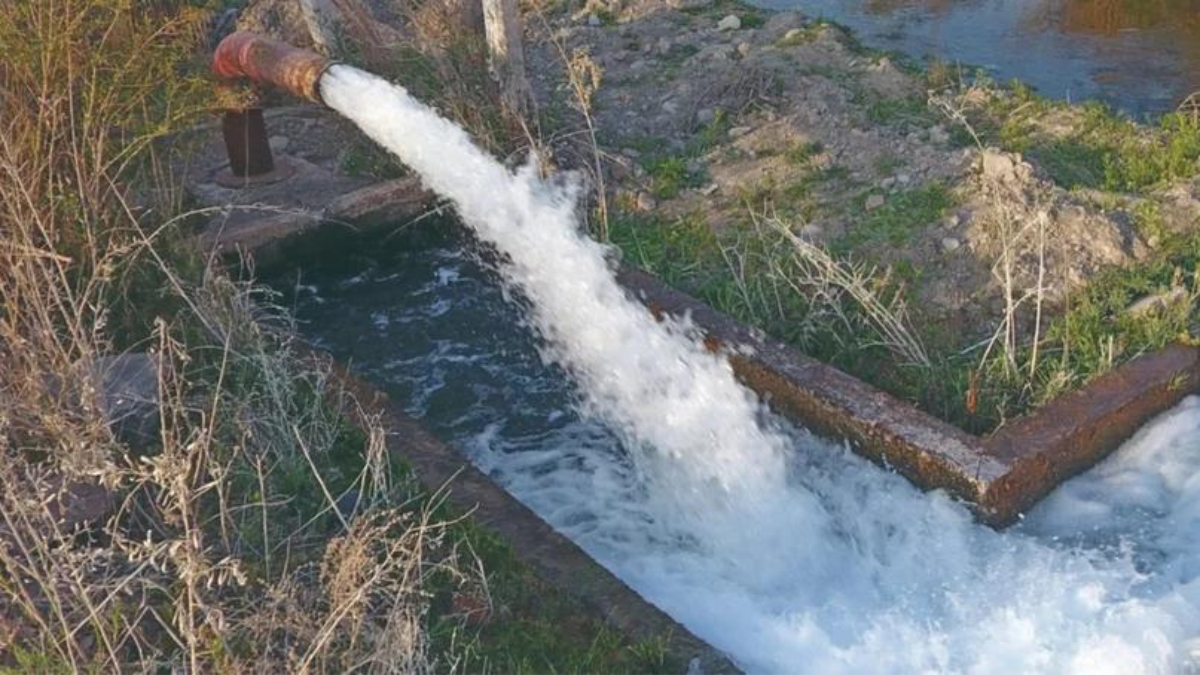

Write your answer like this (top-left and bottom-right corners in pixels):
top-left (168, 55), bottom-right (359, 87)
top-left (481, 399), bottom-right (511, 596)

top-left (749, 0), bottom-right (1200, 117)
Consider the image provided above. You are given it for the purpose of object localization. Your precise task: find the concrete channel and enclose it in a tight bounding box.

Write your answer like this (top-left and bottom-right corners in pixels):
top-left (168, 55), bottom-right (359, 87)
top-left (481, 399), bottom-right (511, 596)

top-left (205, 173), bottom-right (1199, 670)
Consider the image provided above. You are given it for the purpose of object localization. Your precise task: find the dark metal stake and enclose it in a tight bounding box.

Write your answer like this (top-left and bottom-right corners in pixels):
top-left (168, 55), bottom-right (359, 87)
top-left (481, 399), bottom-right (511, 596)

top-left (222, 108), bottom-right (275, 178)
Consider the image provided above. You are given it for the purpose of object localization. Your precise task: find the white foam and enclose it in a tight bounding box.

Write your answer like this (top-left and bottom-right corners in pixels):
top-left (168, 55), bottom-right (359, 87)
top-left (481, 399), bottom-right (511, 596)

top-left (321, 65), bottom-right (1200, 673)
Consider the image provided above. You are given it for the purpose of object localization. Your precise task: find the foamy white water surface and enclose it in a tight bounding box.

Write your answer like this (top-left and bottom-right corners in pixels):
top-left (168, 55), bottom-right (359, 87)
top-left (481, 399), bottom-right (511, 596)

top-left (320, 65), bottom-right (1200, 673)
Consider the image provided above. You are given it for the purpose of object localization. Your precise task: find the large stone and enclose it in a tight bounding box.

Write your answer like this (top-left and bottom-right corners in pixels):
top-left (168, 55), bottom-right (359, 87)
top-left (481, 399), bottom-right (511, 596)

top-left (717, 14), bottom-right (742, 31)
top-left (238, 0), bottom-right (403, 68)
top-left (89, 354), bottom-right (160, 450)
top-left (980, 148), bottom-right (1019, 183)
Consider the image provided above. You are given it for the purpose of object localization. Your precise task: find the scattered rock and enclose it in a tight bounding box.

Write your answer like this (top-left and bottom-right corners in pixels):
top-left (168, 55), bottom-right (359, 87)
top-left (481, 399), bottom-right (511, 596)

top-left (943, 214), bottom-right (961, 229)
top-left (798, 223), bottom-right (824, 238)
top-left (941, 237), bottom-right (962, 253)
top-left (269, 135), bottom-right (290, 153)
top-left (636, 191), bottom-right (658, 212)
top-left (728, 126), bottom-right (752, 138)
top-left (736, 42), bottom-right (751, 58)
top-left (896, 172), bottom-right (911, 185)
top-left (782, 28), bottom-right (806, 43)
top-left (981, 148), bottom-right (1019, 183)
top-left (717, 14), bottom-right (741, 31)
top-left (928, 125), bottom-right (951, 145)
top-left (701, 183), bottom-right (720, 196)
top-left (865, 194), bottom-right (886, 211)
top-left (1125, 287), bottom-right (1189, 318)
top-left (668, 0), bottom-right (713, 9)
top-left (90, 353), bottom-right (160, 450)
top-left (587, 13), bottom-right (601, 26)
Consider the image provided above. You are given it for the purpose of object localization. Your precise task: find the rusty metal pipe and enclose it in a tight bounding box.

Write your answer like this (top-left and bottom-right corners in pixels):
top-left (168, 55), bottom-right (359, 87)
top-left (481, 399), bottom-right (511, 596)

top-left (213, 31), bottom-right (333, 105)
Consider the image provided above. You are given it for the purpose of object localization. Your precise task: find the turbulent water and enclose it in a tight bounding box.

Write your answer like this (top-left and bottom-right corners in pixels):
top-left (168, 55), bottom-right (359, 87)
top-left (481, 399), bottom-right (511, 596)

top-left (318, 65), bottom-right (1200, 673)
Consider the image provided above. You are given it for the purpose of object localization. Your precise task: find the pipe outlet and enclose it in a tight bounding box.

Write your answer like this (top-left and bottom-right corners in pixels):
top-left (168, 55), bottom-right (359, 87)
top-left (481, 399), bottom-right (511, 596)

top-left (213, 31), bottom-right (333, 105)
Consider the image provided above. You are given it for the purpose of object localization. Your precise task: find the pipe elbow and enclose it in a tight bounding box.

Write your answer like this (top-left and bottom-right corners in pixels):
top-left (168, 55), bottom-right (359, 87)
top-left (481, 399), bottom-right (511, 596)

top-left (213, 31), bottom-right (332, 105)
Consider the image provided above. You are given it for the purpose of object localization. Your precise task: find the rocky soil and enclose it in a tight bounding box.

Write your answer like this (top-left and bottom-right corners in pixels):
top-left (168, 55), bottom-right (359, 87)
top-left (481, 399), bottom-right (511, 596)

top-left (212, 0), bottom-right (1200, 343)
top-left (523, 0), bottom-right (1200, 340)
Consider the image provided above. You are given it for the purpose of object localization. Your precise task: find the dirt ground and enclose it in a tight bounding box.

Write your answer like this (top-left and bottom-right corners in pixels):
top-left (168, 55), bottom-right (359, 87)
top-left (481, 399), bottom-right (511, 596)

top-left (208, 0), bottom-right (1200, 345)
top-left (523, 0), bottom-right (1200, 340)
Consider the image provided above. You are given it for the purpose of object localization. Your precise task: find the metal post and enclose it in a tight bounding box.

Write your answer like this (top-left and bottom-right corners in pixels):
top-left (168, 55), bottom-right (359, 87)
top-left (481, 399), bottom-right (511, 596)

top-left (222, 108), bottom-right (275, 178)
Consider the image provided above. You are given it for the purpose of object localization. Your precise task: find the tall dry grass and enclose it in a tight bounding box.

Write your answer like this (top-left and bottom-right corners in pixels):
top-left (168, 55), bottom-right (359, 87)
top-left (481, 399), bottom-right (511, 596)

top-left (0, 2), bottom-right (471, 671)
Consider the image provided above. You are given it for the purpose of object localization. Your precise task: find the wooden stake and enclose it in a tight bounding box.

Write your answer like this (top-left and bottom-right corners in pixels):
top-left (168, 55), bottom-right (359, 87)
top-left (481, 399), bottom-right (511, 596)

top-left (483, 0), bottom-right (534, 117)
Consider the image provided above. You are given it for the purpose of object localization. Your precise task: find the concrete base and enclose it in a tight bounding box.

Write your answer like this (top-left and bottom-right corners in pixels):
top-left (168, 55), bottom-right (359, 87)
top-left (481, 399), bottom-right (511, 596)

top-left (212, 155), bottom-right (299, 188)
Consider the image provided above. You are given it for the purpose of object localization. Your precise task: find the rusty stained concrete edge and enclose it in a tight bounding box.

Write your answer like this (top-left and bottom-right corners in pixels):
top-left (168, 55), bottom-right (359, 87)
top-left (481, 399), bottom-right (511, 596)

top-left (207, 177), bottom-right (1200, 528)
top-left (980, 344), bottom-right (1200, 524)
top-left (617, 265), bottom-right (1200, 526)
top-left (615, 267), bottom-right (1006, 505)
top-left (324, 359), bottom-right (742, 674)
top-left (199, 175), bottom-right (432, 258)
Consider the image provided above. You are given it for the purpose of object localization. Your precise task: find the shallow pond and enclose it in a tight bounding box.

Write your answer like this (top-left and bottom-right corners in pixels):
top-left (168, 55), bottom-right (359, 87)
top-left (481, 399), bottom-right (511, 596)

top-left (750, 0), bottom-right (1200, 117)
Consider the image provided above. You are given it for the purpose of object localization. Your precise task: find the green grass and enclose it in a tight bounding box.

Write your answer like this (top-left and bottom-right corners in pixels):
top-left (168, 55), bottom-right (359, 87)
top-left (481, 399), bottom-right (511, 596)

top-left (610, 203), bottom-right (1198, 433)
top-left (339, 139), bottom-right (407, 179)
top-left (645, 156), bottom-right (705, 199)
top-left (984, 89), bottom-right (1200, 193)
top-left (739, 10), bottom-right (766, 28)
top-left (836, 183), bottom-right (952, 251)
top-left (862, 93), bottom-right (934, 128)
top-left (639, 112), bottom-right (730, 199)
top-left (428, 518), bottom-right (686, 673)
top-left (786, 140), bottom-right (824, 165)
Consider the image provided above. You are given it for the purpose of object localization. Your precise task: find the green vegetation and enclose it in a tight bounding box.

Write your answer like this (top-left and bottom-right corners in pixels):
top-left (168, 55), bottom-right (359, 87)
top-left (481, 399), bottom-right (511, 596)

top-left (786, 140), bottom-right (825, 165)
top-left (0, 2), bottom-right (680, 672)
top-left (431, 521), bottom-right (685, 673)
top-left (969, 83), bottom-right (1200, 192)
top-left (864, 93), bottom-right (934, 128)
top-left (339, 138), bottom-right (409, 179)
top-left (646, 155), bottom-right (706, 199)
top-left (836, 184), bottom-right (953, 251)
top-left (632, 110), bottom-right (732, 200)
top-left (612, 202), bottom-right (1198, 432)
